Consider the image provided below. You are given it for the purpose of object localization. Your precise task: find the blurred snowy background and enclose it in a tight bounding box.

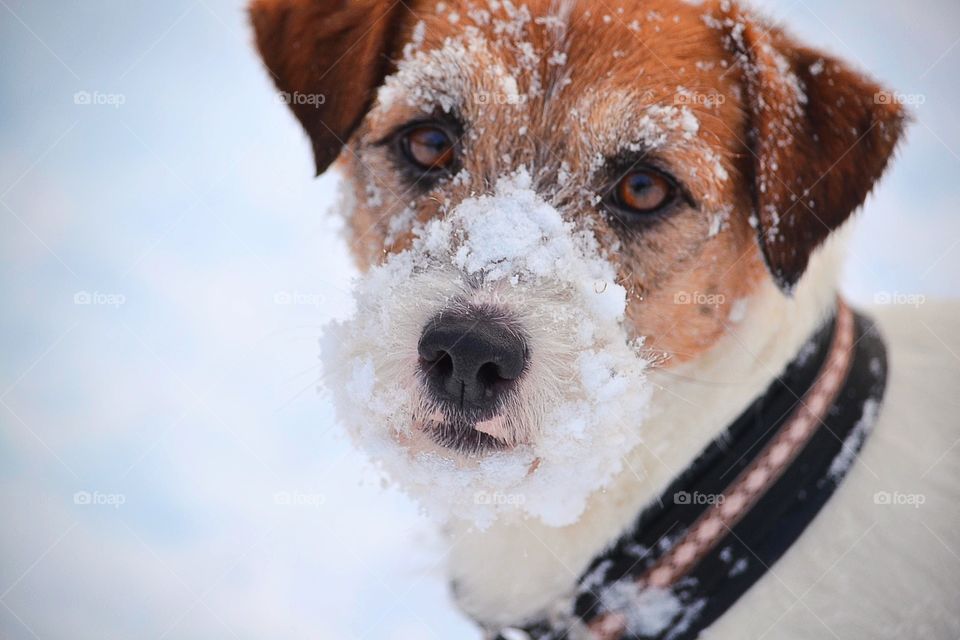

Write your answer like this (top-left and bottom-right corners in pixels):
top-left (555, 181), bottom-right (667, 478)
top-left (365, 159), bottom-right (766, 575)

top-left (0, 0), bottom-right (957, 638)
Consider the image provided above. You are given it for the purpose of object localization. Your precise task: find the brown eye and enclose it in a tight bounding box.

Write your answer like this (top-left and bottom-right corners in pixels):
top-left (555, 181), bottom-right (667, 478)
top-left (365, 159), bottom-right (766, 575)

top-left (400, 125), bottom-right (455, 172)
top-left (611, 169), bottom-right (676, 215)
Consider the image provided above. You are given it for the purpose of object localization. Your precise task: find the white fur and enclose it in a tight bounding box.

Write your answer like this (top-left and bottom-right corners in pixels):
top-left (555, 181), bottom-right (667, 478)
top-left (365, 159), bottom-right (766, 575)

top-left (447, 228), bottom-right (960, 637)
top-left (705, 299), bottom-right (960, 637)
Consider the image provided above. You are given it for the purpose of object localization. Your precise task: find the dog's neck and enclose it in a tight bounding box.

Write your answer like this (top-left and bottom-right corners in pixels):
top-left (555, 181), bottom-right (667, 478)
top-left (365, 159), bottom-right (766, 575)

top-left (446, 236), bottom-right (849, 630)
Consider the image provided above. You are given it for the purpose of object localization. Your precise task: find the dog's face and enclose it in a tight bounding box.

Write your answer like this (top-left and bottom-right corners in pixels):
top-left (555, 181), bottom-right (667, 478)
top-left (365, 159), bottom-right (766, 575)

top-left (251, 0), bottom-right (903, 525)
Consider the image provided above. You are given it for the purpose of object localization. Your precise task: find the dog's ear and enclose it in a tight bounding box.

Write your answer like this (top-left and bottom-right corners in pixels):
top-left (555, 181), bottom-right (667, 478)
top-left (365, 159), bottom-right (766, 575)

top-left (720, 8), bottom-right (906, 292)
top-left (249, 0), bottom-right (409, 175)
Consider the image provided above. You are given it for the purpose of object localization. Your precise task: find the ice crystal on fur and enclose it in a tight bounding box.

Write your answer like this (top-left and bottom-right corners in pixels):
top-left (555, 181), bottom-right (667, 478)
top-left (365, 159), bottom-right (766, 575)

top-left (580, 561), bottom-right (707, 638)
top-left (323, 170), bottom-right (651, 527)
top-left (827, 398), bottom-right (880, 481)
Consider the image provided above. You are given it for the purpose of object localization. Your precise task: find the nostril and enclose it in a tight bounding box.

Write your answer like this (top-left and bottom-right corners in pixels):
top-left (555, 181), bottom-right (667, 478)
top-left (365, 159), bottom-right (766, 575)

top-left (421, 350), bottom-right (454, 380)
top-left (476, 361), bottom-right (504, 393)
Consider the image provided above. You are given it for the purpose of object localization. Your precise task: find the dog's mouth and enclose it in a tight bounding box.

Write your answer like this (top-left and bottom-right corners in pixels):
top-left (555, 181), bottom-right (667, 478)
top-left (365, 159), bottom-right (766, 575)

top-left (423, 414), bottom-right (512, 455)
top-left (411, 402), bottom-right (517, 456)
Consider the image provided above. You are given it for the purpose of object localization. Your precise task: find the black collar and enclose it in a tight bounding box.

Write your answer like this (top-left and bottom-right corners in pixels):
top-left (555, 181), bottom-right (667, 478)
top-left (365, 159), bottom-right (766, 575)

top-left (493, 300), bottom-right (888, 640)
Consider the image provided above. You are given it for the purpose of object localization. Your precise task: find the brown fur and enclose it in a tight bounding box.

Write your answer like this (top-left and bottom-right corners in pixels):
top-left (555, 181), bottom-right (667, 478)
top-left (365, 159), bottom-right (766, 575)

top-left (715, 2), bottom-right (906, 291)
top-left (250, 0), bottom-right (904, 364)
top-left (250, 0), bottom-right (411, 174)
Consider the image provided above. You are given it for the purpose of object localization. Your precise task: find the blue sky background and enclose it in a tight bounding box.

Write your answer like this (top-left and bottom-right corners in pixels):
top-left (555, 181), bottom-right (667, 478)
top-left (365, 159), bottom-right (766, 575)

top-left (1, 0), bottom-right (958, 638)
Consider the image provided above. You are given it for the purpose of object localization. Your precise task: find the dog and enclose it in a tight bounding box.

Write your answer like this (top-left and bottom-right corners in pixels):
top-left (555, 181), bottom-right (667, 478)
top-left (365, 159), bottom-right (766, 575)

top-left (249, 0), bottom-right (960, 637)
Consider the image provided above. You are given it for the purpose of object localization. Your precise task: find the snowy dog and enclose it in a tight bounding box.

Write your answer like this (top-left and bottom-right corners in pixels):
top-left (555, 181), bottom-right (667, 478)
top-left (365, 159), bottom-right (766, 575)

top-left (250, 0), bottom-right (960, 637)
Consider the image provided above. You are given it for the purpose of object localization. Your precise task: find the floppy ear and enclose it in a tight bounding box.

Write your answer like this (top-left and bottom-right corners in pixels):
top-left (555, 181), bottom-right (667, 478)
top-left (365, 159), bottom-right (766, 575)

top-left (721, 9), bottom-right (906, 292)
top-left (249, 0), bottom-right (409, 175)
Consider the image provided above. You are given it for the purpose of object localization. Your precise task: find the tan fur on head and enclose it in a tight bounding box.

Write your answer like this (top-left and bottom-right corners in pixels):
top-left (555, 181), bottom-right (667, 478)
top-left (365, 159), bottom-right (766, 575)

top-left (251, 0), bottom-right (904, 367)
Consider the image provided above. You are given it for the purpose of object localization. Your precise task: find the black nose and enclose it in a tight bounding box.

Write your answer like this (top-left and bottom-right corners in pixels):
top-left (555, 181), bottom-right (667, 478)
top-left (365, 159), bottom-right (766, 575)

top-left (418, 310), bottom-right (527, 411)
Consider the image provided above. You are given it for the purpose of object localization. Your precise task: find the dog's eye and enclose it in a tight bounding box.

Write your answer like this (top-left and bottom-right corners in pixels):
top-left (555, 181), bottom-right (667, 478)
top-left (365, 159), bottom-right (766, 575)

top-left (399, 125), bottom-right (455, 172)
top-left (608, 169), bottom-right (677, 216)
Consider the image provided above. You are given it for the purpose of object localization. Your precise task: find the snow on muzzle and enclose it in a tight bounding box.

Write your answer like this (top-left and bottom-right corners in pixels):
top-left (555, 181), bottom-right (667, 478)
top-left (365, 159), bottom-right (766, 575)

top-left (322, 170), bottom-right (652, 527)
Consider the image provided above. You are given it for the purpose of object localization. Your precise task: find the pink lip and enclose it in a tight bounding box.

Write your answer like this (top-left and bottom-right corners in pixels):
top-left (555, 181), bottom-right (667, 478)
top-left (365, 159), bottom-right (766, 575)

top-left (413, 410), bottom-right (446, 432)
top-left (474, 415), bottom-right (510, 440)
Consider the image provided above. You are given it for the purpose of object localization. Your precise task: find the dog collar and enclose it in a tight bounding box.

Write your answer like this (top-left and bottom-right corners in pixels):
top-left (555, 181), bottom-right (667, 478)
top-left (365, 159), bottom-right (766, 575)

top-left (493, 299), bottom-right (888, 640)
